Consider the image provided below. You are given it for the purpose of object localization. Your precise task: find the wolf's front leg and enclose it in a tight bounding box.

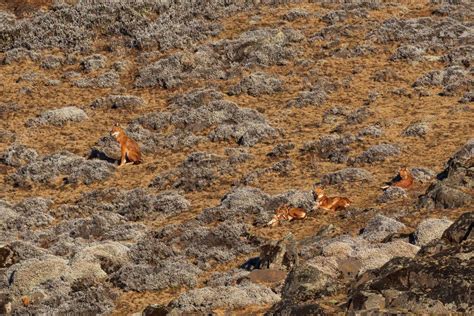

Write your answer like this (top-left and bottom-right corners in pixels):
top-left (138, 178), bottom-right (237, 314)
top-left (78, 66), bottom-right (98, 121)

top-left (119, 147), bottom-right (127, 167)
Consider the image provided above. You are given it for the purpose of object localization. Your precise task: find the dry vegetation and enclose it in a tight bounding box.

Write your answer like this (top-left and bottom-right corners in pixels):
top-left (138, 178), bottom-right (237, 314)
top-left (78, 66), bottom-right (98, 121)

top-left (0, 0), bottom-right (472, 315)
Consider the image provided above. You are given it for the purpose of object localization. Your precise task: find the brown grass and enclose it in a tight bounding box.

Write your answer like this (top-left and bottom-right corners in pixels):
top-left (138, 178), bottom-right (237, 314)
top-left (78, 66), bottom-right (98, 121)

top-left (1, 0), bottom-right (473, 314)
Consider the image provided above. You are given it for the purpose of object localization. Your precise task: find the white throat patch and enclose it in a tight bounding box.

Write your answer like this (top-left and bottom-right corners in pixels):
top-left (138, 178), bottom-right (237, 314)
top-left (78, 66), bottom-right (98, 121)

top-left (112, 131), bottom-right (120, 137)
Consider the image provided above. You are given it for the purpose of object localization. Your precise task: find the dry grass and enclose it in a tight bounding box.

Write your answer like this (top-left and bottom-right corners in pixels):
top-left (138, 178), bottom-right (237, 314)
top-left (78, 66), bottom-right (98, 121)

top-left (1, 0), bottom-right (473, 314)
top-left (0, 0), bottom-right (54, 17)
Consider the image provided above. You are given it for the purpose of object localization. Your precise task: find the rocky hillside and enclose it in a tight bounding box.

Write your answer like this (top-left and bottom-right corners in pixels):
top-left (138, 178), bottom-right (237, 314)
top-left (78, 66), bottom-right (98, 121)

top-left (0, 0), bottom-right (472, 314)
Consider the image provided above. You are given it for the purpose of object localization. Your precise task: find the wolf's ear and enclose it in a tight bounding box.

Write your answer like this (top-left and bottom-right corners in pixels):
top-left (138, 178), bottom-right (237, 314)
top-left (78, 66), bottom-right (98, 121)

top-left (114, 122), bottom-right (120, 127)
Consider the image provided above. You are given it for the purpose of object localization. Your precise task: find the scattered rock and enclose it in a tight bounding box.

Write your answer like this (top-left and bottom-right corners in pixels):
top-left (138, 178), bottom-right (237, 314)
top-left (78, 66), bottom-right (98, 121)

top-left (134, 93), bottom-right (277, 148)
top-left (372, 69), bottom-right (401, 82)
top-left (91, 95), bottom-right (144, 110)
top-left (361, 215), bottom-right (407, 242)
top-left (0, 143), bottom-right (38, 167)
top-left (142, 304), bottom-right (171, 316)
top-left (377, 186), bottom-right (407, 203)
top-left (80, 54), bottom-right (107, 72)
top-left (414, 218), bottom-right (454, 246)
top-left (76, 188), bottom-right (190, 222)
top-left (419, 139), bottom-right (473, 209)
top-left (321, 168), bottom-right (373, 185)
top-left (345, 107), bottom-right (372, 125)
top-left (258, 234), bottom-right (298, 271)
top-left (402, 122), bottom-right (429, 137)
top-left (40, 55), bottom-right (64, 69)
top-left (169, 283), bottom-right (280, 313)
top-left (150, 152), bottom-right (240, 192)
top-left (0, 130), bottom-right (16, 143)
top-left (410, 167), bottom-right (436, 182)
top-left (26, 106), bottom-right (88, 127)
top-left (228, 72), bottom-right (283, 96)
top-left (322, 106), bottom-right (350, 124)
top-left (288, 88), bottom-right (327, 108)
top-left (6, 197), bottom-right (54, 232)
top-left (390, 45), bottom-right (425, 61)
top-left (240, 159), bottom-right (293, 185)
top-left (197, 186), bottom-right (270, 225)
top-left (459, 91), bottom-right (474, 104)
top-left (73, 71), bottom-right (120, 88)
top-left (10, 151), bottom-right (114, 188)
top-left (357, 125), bottom-right (383, 138)
top-left (350, 144), bottom-right (400, 165)
top-left (282, 9), bottom-right (309, 21)
top-left (2, 48), bottom-right (39, 65)
top-left (111, 258), bottom-right (201, 291)
top-left (348, 212), bottom-right (473, 314)
top-left (0, 245), bottom-right (16, 268)
top-left (134, 54), bottom-right (184, 89)
top-left (44, 79), bottom-right (61, 86)
top-left (302, 134), bottom-right (355, 163)
top-left (267, 142), bottom-right (295, 158)
top-left (414, 66), bottom-right (470, 96)
top-left (419, 183), bottom-right (471, 209)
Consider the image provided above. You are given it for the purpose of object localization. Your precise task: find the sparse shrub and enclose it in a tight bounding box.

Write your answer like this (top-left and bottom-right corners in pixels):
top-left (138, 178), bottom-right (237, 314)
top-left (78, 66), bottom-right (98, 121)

top-left (357, 125), bottom-right (383, 138)
top-left (377, 187), bottom-right (407, 203)
top-left (2, 48), bottom-right (39, 64)
top-left (80, 54), bottom-right (107, 72)
top-left (26, 106), bottom-right (88, 127)
top-left (402, 122), bottom-right (429, 137)
top-left (10, 151), bottom-right (114, 187)
top-left (350, 144), bottom-right (400, 165)
top-left (267, 142), bottom-right (295, 158)
top-left (228, 72), bottom-right (284, 96)
top-left (390, 45), bottom-right (425, 61)
top-left (282, 9), bottom-right (309, 21)
top-left (73, 71), bottom-right (119, 88)
top-left (0, 143), bottom-right (38, 167)
top-left (111, 258), bottom-right (202, 291)
top-left (321, 168), bottom-right (373, 185)
top-left (169, 283), bottom-right (280, 313)
top-left (41, 55), bottom-right (64, 69)
top-left (134, 54), bottom-right (184, 89)
top-left (150, 152), bottom-right (235, 192)
top-left (302, 134), bottom-right (355, 164)
top-left (91, 95), bottom-right (144, 110)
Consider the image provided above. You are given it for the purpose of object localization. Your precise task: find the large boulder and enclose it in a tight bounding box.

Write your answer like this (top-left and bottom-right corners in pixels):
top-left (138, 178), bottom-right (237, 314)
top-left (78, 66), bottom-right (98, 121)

top-left (258, 234), bottom-right (298, 271)
top-left (360, 215), bottom-right (407, 242)
top-left (419, 139), bottom-right (473, 209)
top-left (419, 183), bottom-right (471, 209)
top-left (348, 212), bottom-right (473, 313)
top-left (414, 218), bottom-right (454, 246)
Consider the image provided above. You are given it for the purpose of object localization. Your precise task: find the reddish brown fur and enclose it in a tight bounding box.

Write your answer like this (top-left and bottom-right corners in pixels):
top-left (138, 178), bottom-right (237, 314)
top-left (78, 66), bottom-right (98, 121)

top-left (392, 167), bottom-right (414, 189)
top-left (110, 125), bottom-right (142, 167)
top-left (313, 187), bottom-right (351, 212)
top-left (267, 205), bottom-right (307, 227)
top-left (22, 296), bottom-right (30, 307)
